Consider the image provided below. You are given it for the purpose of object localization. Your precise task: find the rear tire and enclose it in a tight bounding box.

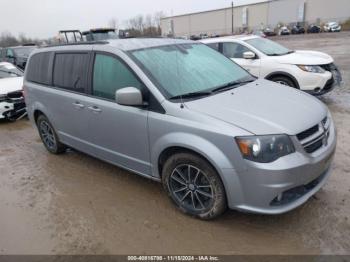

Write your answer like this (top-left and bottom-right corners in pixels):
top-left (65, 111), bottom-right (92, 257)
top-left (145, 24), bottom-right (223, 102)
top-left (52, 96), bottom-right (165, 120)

top-left (36, 115), bottom-right (66, 154)
top-left (270, 76), bottom-right (296, 88)
top-left (162, 152), bottom-right (227, 220)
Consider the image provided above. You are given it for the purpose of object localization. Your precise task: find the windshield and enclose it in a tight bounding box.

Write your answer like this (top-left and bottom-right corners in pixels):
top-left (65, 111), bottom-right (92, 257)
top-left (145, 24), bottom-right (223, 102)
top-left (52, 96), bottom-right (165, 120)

top-left (245, 37), bottom-right (292, 56)
top-left (0, 64), bottom-right (23, 78)
top-left (92, 31), bottom-right (119, 41)
top-left (13, 47), bottom-right (36, 57)
top-left (129, 43), bottom-right (252, 99)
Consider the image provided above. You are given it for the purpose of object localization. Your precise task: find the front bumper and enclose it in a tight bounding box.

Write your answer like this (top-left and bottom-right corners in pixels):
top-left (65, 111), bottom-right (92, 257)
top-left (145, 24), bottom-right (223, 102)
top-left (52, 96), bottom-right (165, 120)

top-left (302, 65), bottom-right (342, 96)
top-left (0, 101), bottom-right (14, 119)
top-left (0, 99), bottom-right (26, 120)
top-left (226, 117), bottom-right (337, 214)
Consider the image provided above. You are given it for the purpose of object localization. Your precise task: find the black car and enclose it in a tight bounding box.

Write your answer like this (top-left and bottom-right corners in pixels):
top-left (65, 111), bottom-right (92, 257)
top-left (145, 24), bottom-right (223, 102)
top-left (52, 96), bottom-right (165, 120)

top-left (190, 35), bottom-right (201, 41)
top-left (0, 45), bottom-right (37, 69)
top-left (263, 28), bottom-right (277, 37)
top-left (307, 25), bottom-right (321, 33)
top-left (291, 25), bottom-right (305, 34)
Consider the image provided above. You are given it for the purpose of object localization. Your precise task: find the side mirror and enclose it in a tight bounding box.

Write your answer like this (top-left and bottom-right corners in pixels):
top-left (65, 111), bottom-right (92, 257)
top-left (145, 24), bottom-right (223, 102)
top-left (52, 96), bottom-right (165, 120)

top-left (116, 87), bottom-right (143, 106)
top-left (243, 51), bottom-right (256, 59)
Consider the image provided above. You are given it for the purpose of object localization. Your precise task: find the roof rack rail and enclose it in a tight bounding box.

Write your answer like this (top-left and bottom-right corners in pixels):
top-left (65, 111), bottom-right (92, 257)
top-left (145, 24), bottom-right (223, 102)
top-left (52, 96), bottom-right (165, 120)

top-left (44, 41), bottom-right (109, 48)
top-left (58, 30), bottom-right (83, 43)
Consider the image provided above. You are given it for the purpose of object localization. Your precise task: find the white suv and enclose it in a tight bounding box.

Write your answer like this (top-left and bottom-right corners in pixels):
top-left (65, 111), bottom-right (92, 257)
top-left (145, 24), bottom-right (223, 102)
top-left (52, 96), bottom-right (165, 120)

top-left (201, 36), bottom-right (342, 95)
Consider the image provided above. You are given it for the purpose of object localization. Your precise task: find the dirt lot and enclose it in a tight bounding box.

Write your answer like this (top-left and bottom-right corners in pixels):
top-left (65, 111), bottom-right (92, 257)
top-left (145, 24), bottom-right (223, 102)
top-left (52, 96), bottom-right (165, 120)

top-left (0, 32), bottom-right (349, 255)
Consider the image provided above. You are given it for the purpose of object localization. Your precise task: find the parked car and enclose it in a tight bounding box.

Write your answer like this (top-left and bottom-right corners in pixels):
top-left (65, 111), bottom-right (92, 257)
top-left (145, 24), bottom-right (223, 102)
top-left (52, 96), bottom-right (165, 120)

top-left (323, 22), bottom-right (341, 32)
top-left (307, 25), bottom-right (321, 33)
top-left (291, 25), bottom-right (305, 34)
top-left (279, 26), bottom-right (290, 35)
top-left (190, 35), bottom-right (201, 41)
top-left (263, 28), bottom-right (277, 37)
top-left (0, 45), bottom-right (37, 70)
top-left (252, 30), bottom-right (266, 38)
top-left (82, 28), bottom-right (119, 41)
top-left (24, 39), bottom-right (336, 219)
top-left (201, 35), bottom-right (342, 95)
top-left (199, 33), bottom-right (209, 39)
top-left (0, 62), bottom-right (26, 121)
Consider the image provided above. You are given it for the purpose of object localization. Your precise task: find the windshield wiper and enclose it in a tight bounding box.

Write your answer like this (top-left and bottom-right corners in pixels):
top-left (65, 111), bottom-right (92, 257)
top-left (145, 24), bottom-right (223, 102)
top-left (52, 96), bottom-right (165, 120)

top-left (211, 79), bottom-right (255, 93)
top-left (169, 91), bottom-right (212, 100)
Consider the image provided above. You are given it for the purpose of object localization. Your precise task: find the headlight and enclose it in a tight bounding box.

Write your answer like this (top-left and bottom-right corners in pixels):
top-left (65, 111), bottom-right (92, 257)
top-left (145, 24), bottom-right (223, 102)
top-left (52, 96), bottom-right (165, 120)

top-left (235, 135), bottom-right (295, 163)
top-left (297, 65), bottom-right (325, 74)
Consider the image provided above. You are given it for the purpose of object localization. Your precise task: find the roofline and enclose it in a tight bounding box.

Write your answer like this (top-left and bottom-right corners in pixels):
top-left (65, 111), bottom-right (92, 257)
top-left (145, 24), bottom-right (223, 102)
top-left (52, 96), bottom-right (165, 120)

top-left (42, 41), bottom-right (108, 48)
top-left (161, 0), bottom-right (272, 20)
top-left (200, 34), bottom-right (259, 43)
top-left (6, 45), bottom-right (38, 49)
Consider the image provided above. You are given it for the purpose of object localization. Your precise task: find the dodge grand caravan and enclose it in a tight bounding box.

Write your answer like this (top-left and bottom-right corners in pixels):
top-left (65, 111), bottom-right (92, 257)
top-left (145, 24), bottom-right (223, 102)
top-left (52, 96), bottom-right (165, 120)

top-left (24, 39), bottom-right (337, 219)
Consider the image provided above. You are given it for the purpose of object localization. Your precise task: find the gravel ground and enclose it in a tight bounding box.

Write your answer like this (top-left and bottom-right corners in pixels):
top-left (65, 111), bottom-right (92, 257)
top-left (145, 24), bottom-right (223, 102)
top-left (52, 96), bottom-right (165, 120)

top-left (0, 32), bottom-right (349, 255)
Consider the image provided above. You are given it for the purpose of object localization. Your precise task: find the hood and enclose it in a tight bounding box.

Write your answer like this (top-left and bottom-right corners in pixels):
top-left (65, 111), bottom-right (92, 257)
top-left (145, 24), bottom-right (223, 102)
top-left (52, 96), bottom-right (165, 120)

top-left (0, 77), bottom-right (23, 95)
top-left (185, 79), bottom-right (327, 135)
top-left (272, 50), bottom-right (333, 65)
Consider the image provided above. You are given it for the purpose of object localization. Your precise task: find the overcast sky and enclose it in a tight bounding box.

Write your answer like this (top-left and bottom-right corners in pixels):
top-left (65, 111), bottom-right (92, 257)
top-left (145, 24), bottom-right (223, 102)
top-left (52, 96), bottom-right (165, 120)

top-left (1, 0), bottom-right (266, 39)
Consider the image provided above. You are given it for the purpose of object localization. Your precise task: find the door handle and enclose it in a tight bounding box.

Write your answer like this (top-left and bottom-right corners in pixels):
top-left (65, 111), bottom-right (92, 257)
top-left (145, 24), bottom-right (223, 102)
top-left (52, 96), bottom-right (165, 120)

top-left (73, 102), bottom-right (85, 109)
top-left (88, 106), bottom-right (102, 113)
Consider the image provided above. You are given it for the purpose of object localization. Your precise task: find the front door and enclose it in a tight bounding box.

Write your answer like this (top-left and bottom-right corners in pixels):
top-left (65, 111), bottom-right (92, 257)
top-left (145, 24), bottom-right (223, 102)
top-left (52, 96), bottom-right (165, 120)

top-left (222, 42), bottom-right (261, 77)
top-left (84, 52), bottom-right (151, 176)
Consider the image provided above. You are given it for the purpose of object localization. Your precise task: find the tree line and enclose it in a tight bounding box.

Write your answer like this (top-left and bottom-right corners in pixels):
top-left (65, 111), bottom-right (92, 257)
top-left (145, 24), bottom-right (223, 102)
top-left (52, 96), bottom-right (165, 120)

top-left (118, 11), bottom-right (165, 37)
top-left (0, 32), bottom-right (41, 48)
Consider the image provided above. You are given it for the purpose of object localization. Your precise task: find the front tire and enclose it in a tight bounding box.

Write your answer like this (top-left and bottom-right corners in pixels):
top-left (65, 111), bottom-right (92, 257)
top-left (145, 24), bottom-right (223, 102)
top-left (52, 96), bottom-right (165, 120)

top-left (162, 152), bottom-right (227, 220)
top-left (37, 115), bottom-right (66, 154)
top-left (270, 76), bottom-right (296, 88)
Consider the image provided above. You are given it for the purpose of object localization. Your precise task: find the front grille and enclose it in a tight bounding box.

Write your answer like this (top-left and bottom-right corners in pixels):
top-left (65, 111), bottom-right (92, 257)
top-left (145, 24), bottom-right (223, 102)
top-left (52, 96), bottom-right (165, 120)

top-left (304, 139), bottom-right (323, 153)
top-left (320, 63), bottom-right (337, 72)
top-left (297, 125), bottom-right (319, 141)
top-left (297, 117), bottom-right (330, 154)
top-left (323, 78), bottom-right (335, 92)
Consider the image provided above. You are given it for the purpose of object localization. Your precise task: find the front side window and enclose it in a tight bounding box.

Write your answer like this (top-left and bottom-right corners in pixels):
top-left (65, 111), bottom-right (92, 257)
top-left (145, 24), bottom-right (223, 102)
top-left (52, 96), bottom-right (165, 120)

top-left (53, 53), bottom-right (90, 92)
top-left (245, 37), bottom-right (292, 56)
top-left (6, 49), bottom-right (14, 57)
top-left (222, 42), bottom-right (251, 59)
top-left (129, 43), bottom-right (252, 99)
top-left (93, 54), bottom-right (143, 100)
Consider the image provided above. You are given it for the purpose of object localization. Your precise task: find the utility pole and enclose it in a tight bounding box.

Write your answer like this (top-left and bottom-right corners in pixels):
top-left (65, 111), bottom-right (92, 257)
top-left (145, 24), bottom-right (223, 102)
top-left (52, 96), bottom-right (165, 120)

top-left (231, 1), bottom-right (234, 35)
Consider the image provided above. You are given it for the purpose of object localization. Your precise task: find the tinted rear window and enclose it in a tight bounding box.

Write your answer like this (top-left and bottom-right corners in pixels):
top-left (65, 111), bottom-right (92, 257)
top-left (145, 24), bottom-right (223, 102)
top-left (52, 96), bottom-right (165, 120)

top-left (53, 53), bottom-right (90, 92)
top-left (26, 52), bottom-right (52, 85)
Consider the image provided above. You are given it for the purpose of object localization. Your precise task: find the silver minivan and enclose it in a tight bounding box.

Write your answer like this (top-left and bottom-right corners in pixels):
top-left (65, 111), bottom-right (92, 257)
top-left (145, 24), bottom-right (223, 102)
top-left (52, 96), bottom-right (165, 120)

top-left (24, 39), bottom-right (336, 219)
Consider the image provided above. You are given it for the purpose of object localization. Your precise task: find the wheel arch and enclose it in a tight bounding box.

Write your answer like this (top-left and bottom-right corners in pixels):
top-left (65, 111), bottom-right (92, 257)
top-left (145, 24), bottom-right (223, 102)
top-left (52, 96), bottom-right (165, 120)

top-left (152, 134), bottom-right (235, 179)
top-left (158, 146), bottom-right (218, 179)
top-left (33, 109), bottom-right (45, 124)
top-left (155, 141), bottom-right (244, 209)
top-left (265, 71), bottom-right (300, 89)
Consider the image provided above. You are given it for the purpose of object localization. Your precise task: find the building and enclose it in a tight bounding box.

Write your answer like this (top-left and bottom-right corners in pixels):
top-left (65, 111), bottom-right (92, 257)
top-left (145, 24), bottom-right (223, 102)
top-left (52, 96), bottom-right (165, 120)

top-left (161, 0), bottom-right (350, 37)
